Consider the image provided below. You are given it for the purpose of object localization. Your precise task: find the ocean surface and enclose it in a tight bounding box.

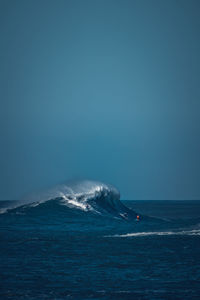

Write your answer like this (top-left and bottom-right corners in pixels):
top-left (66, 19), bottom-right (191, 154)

top-left (0, 180), bottom-right (200, 300)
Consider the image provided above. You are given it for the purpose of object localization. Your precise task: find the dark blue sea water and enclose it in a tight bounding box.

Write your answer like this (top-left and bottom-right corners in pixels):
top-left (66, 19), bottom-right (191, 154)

top-left (0, 181), bottom-right (200, 299)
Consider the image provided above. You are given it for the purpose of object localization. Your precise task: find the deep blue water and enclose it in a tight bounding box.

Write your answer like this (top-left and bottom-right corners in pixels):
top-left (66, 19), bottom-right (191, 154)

top-left (0, 182), bottom-right (200, 299)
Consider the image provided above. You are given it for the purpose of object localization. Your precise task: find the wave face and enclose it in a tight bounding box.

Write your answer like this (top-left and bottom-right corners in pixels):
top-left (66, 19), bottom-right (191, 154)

top-left (2, 180), bottom-right (137, 220)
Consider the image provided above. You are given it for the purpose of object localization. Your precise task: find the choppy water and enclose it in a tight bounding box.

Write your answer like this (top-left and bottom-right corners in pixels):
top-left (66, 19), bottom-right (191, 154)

top-left (0, 181), bottom-right (200, 299)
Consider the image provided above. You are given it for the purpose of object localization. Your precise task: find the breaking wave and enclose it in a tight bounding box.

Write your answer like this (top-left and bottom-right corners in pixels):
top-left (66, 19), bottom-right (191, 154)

top-left (1, 180), bottom-right (137, 220)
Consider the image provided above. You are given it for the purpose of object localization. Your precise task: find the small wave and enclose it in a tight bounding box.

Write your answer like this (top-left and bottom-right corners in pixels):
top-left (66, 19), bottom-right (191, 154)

top-left (107, 229), bottom-right (200, 237)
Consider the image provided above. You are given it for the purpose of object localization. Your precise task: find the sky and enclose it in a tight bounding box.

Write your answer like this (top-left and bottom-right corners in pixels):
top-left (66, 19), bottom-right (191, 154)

top-left (0, 0), bottom-right (200, 200)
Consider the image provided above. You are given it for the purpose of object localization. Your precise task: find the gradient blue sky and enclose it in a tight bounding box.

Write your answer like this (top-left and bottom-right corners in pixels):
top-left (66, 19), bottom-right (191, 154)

top-left (0, 0), bottom-right (200, 200)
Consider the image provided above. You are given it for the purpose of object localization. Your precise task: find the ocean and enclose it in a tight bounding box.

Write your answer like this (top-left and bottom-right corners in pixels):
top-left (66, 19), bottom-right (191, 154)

top-left (0, 180), bottom-right (200, 299)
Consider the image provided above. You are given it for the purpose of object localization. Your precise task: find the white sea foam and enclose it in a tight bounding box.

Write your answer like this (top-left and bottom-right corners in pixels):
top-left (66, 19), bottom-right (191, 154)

top-left (108, 229), bottom-right (200, 238)
top-left (60, 193), bottom-right (88, 211)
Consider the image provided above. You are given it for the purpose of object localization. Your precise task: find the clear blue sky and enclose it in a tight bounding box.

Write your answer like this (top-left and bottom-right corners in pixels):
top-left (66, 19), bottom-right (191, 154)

top-left (0, 0), bottom-right (200, 200)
